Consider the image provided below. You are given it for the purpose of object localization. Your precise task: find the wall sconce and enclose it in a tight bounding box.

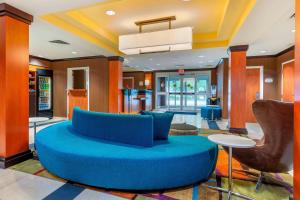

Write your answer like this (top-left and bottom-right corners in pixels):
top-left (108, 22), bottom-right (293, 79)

top-left (265, 77), bottom-right (274, 83)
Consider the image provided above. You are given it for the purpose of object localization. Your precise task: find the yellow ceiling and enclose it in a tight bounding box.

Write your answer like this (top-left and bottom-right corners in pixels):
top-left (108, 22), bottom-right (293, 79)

top-left (42, 0), bottom-right (256, 55)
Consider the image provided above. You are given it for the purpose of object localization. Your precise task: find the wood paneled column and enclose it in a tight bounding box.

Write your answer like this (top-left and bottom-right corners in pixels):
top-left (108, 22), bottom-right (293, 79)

top-left (294, 0), bottom-right (300, 198)
top-left (108, 56), bottom-right (123, 113)
top-left (228, 45), bottom-right (249, 134)
top-left (0, 4), bottom-right (33, 168)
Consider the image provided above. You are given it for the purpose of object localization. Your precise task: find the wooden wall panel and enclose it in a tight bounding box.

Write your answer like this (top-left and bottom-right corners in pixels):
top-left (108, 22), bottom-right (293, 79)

top-left (51, 58), bottom-right (109, 117)
top-left (247, 57), bottom-right (278, 100)
top-left (294, 0), bottom-right (300, 198)
top-left (229, 50), bottom-right (247, 131)
top-left (217, 59), bottom-right (229, 118)
top-left (68, 89), bottom-right (88, 119)
top-left (123, 72), bottom-right (145, 89)
top-left (145, 72), bottom-right (153, 90)
top-left (282, 61), bottom-right (295, 102)
top-left (109, 60), bottom-right (123, 113)
top-left (0, 16), bottom-right (29, 157)
top-left (276, 50), bottom-right (295, 100)
top-left (211, 68), bottom-right (218, 85)
top-left (246, 68), bottom-right (261, 122)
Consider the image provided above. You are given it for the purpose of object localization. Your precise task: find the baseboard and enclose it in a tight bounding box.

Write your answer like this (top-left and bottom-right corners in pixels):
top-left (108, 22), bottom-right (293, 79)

top-left (0, 150), bottom-right (33, 169)
top-left (229, 128), bottom-right (248, 135)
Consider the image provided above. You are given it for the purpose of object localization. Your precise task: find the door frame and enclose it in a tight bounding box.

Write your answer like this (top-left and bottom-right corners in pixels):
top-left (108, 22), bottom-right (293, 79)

top-left (281, 59), bottom-right (295, 101)
top-left (67, 66), bottom-right (90, 117)
top-left (246, 66), bottom-right (264, 100)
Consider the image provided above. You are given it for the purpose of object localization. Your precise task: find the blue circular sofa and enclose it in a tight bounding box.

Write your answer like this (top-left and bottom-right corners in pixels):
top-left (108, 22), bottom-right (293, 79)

top-left (36, 109), bottom-right (218, 190)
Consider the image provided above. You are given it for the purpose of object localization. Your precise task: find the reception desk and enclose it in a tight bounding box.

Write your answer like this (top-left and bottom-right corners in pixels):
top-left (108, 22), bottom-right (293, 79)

top-left (123, 89), bottom-right (152, 113)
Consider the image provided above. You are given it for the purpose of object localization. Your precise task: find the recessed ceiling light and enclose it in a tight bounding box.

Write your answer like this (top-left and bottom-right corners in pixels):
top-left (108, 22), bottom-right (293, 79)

top-left (260, 50), bottom-right (267, 54)
top-left (149, 58), bottom-right (153, 61)
top-left (292, 29), bottom-right (296, 33)
top-left (38, 55), bottom-right (43, 57)
top-left (156, 64), bottom-right (161, 66)
top-left (106, 10), bottom-right (116, 16)
top-left (198, 55), bottom-right (204, 58)
top-left (198, 61), bottom-right (204, 63)
top-left (72, 51), bottom-right (77, 54)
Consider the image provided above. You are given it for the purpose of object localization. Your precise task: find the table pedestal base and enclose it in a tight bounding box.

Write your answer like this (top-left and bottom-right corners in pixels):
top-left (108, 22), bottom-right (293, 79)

top-left (208, 147), bottom-right (254, 200)
top-left (207, 185), bottom-right (254, 200)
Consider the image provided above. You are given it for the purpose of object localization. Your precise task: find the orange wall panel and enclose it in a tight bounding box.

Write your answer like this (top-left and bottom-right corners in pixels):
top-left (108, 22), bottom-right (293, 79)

top-left (229, 51), bottom-right (247, 129)
top-left (109, 60), bottom-right (123, 113)
top-left (0, 16), bottom-right (29, 157)
top-left (294, 0), bottom-right (300, 198)
top-left (282, 61), bottom-right (295, 102)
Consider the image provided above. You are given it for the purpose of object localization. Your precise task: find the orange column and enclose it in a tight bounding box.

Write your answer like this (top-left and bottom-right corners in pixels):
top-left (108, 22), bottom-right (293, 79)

top-left (228, 45), bottom-right (249, 134)
top-left (108, 56), bottom-right (123, 113)
top-left (0, 4), bottom-right (33, 168)
top-left (294, 0), bottom-right (300, 198)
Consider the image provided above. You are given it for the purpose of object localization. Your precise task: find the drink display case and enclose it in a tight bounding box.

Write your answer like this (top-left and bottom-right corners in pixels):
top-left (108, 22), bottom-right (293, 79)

top-left (37, 69), bottom-right (53, 118)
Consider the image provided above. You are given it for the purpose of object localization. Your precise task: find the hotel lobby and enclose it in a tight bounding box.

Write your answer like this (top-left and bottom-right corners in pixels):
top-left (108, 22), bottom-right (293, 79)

top-left (0, 0), bottom-right (299, 199)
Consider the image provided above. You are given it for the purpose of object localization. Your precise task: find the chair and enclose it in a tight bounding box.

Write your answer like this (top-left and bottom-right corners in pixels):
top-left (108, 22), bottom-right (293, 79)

top-left (229, 100), bottom-right (294, 190)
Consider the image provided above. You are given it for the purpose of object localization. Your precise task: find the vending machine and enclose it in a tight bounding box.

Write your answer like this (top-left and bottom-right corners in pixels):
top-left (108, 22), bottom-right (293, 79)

top-left (37, 69), bottom-right (53, 118)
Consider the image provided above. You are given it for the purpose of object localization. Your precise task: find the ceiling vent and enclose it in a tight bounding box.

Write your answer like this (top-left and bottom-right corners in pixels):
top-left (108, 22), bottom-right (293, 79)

top-left (49, 40), bottom-right (70, 45)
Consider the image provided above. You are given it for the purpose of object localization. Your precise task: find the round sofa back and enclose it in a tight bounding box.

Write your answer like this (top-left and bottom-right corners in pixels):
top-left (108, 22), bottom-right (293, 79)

top-left (71, 108), bottom-right (154, 147)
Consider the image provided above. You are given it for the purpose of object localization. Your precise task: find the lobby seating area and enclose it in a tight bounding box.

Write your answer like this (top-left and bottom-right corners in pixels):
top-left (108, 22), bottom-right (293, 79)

top-left (36, 108), bottom-right (218, 190)
top-left (0, 0), bottom-right (299, 200)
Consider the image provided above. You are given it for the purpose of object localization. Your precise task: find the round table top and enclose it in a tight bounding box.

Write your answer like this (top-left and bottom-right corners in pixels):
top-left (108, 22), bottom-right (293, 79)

top-left (208, 134), bottom-right (256, 148)
top-left (29, 117), bottom-right (49, 123)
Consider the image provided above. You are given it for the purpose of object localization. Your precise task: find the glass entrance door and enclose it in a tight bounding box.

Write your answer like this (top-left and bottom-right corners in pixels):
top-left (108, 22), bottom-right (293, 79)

top-left (182, 77), bottom-right (196, 110)
top-left (156, 72), bottom-right (210, 111)
top-left (169, 76), bottom-right (181, 109)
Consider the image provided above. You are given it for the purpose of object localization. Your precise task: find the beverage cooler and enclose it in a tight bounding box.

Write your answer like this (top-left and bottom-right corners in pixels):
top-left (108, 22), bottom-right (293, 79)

top-left (37, 69), bottom-right (53, 118)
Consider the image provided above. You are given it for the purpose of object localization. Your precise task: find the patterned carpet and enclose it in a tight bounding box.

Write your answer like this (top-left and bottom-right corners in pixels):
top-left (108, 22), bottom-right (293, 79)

top-left (10, 128), bottom-right (293, 200)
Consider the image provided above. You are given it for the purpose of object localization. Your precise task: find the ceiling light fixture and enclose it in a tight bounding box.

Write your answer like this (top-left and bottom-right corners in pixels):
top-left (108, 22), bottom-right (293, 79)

top-left (72, 51), bottom-right (77, 54)
top-left (198, 55), bottom-right (204, 58)
top-left (119, 27), bottom-right (192, 55)
top-left (106, 10), bottom-right (116, 16)
top-left (292, 29), bottom-right (296, 33)
top-left (156, 64), bottom-right (161, 66)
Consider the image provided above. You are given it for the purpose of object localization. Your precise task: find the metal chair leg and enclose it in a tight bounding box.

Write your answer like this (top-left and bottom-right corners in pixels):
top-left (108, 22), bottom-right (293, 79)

top-left (255, 172), bottom-right (264, 191)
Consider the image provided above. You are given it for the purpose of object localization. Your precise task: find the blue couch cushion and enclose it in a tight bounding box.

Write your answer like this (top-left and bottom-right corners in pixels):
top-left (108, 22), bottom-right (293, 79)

top-left (140, 111), bottom-right (174, 140)
top-left (72, 108), bottom-right (154, 147)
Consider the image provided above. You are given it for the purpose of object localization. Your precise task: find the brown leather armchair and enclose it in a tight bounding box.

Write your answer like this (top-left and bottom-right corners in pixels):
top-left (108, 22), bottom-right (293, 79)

top-left (229, 100), bottom-right (293, 190)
